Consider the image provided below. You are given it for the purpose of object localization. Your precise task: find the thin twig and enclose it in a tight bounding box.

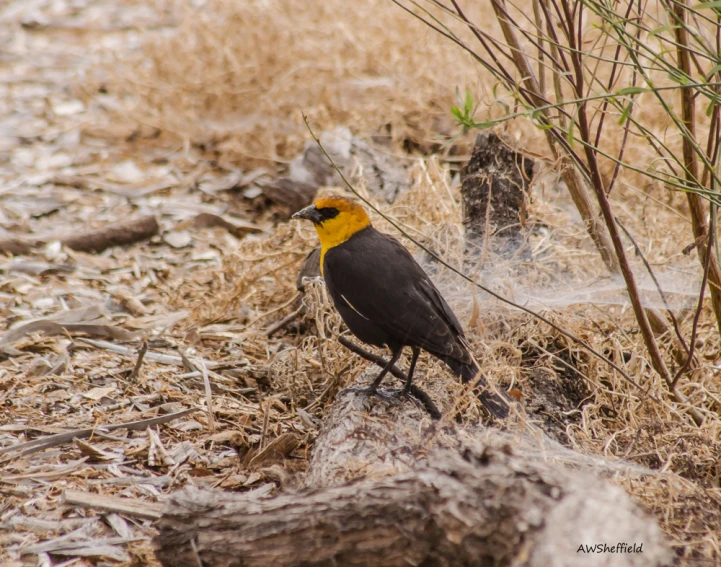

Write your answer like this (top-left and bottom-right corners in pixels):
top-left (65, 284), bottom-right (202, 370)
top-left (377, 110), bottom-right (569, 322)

top-left (671, 211), bottom-right (714, 388)
top-left (615, 217), bottom-right (691, 361)
top-left (263, 308), bottom-right (301, 337)
top-left (128, 340), bottom-right (148, 381)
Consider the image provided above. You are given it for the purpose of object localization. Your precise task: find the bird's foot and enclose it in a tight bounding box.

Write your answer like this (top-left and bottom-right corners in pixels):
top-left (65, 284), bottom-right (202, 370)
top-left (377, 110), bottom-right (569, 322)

top-left (378, 387), bottom-right (411, 399)
top-left (338, 385), bottom-right (440, 419)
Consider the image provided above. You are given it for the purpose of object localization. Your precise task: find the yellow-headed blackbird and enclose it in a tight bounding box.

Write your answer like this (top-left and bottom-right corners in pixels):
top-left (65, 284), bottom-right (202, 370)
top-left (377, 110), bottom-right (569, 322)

top-left (293, 196), bottom-right (508, 418)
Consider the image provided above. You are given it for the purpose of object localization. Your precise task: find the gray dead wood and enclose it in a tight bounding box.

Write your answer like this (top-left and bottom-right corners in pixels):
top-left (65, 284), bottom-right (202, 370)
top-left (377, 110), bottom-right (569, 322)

top-left (154, 384), bottom-right (671, 567)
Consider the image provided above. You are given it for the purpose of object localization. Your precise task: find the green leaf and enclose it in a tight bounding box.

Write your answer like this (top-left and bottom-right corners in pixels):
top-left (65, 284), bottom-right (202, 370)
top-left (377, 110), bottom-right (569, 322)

top-left (615, 86), bottom-right (647, 96)
top-left (618, 103), bottom-right (632, 125)
top-left (694, 1), bottom-right (721, 8)
top-left (464, 88), bottom-right (474, 117)
top-left (648, 24), bottom-right (678, 37)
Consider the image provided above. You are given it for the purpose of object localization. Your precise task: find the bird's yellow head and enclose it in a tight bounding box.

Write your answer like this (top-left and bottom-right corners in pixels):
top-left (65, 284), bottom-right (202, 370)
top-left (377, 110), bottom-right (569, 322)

top-left (293, 196), bottom-right (371, 251)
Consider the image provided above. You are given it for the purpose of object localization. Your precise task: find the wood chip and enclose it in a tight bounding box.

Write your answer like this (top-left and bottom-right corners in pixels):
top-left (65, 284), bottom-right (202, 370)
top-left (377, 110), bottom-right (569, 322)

top-left (63, 489), bottom-right (163, 520)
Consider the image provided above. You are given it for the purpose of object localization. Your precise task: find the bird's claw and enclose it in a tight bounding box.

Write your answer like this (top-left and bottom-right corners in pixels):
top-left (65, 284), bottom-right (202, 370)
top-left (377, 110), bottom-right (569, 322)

top-left (338, 386), bottom-right (407, 403)
top-left (379, 387), bottom-right (411, 399)
top-left (338, 386), bottom-right (372, 397)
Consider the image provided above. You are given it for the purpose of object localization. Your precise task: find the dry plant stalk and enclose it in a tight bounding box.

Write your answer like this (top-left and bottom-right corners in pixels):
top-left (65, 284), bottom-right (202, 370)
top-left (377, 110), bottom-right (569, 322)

top-left (671, 0), bottom-right (721, 338)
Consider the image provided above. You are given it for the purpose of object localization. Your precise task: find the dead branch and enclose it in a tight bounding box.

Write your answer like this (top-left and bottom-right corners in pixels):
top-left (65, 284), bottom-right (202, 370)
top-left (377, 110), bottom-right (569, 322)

top-left (0, 216), bottom-right (160, 256)
top-left (337, 336), bottom-right (441, 419)
top-left (61, 215), bottom-right (160, 253)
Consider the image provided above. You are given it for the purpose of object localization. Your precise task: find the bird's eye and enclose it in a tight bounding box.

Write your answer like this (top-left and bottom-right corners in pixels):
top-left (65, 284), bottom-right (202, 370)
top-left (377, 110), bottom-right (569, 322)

top-left (317, 207), bottom-right (340, 220)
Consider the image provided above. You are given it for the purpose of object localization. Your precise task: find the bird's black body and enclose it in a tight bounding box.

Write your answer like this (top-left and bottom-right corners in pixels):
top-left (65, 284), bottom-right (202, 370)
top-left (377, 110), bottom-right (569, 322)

top-left (323, 226), bottom-right (478, 381)
top-left (293, 196), bottom-right (510, 419)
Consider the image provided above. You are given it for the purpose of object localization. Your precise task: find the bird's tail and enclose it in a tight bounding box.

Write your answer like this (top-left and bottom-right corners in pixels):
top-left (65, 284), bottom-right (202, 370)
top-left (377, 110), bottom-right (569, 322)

top-left (442, 354), bottom-right (512, 420)
top-left (444, 355), bottom-right (480, 382)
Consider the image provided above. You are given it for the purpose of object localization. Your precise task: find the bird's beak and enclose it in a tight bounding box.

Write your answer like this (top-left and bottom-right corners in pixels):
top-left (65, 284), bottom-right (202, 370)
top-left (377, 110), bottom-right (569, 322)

top-left (292, 204), bottom-right (322, 223)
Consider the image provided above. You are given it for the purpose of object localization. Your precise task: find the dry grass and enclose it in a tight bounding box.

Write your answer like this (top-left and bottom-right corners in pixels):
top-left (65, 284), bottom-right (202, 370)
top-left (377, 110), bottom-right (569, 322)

top-left (1, 0), bottom-right (720, 565)
top-left (88, 0), bottom-right (489, 165)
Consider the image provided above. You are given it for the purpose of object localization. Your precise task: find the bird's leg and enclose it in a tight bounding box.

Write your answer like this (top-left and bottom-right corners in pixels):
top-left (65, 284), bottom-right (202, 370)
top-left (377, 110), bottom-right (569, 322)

top-left (367, 347), bottom-right (403, 395)
top-left (401, 347), bottom-right (421, 396)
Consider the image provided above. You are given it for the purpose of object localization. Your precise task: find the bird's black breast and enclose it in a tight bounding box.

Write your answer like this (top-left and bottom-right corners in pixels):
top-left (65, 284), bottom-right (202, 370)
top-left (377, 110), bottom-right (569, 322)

top-left (322, 227), bottom-right (469, 361)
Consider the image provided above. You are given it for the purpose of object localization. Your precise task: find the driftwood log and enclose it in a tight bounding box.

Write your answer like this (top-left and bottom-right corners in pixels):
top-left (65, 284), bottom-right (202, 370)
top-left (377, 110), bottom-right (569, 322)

top-left (155, 381), bottom-right (671, 567)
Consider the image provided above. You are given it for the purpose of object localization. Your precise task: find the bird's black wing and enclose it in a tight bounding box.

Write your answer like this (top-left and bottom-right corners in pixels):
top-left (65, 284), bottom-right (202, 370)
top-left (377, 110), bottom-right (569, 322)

top-left (324, 229), bottom-right (467, 360)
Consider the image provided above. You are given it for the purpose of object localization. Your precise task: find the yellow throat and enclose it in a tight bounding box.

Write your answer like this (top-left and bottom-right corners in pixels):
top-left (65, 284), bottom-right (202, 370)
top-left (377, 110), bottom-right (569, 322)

top-left (312, 197), bottom-right (371, 276)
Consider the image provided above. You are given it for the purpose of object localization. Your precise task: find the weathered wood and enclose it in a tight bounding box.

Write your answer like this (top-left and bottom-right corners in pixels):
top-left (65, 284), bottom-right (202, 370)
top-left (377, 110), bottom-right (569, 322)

top-left (155, 445), bottom-right (669, 567)
top-left (154, 385), bottom-right (670, 567)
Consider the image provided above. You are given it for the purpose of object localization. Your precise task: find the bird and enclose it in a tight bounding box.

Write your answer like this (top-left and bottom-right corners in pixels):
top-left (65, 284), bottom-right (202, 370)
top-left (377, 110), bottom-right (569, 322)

top-left (293, 195), bottom-right (509, 418)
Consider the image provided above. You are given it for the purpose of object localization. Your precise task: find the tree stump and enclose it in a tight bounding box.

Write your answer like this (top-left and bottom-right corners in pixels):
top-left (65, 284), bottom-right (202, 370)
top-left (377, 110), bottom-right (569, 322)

top-left (461, 132), bottom-right (534, 259)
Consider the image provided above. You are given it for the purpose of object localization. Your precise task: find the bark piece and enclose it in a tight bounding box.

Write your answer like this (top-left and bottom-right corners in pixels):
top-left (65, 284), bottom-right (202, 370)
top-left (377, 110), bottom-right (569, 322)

top-left (246, 432), bottom-right (300, 468)
top-left (289, 126), bottom-right (410, 203)
top-left (63, 489), bottom-right (163, 520)
top-left (461, 132), bottom-right (534, 258)
top-left (0, 216), bottom-right (161, 256)
top-left (61, 215), bottom-right (160, 253)
top-left (0, 239), bottom-right (35, 255)
top-left (191, 212), bottom-right (262, 238)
